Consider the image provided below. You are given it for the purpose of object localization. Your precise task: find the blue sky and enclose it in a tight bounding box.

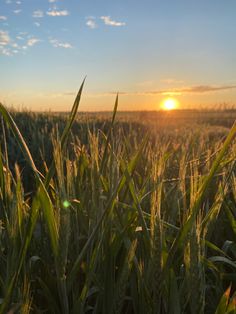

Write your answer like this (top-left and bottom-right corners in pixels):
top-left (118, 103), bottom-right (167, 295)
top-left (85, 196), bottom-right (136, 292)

top-left (0, 0), bottom-right (236, 111)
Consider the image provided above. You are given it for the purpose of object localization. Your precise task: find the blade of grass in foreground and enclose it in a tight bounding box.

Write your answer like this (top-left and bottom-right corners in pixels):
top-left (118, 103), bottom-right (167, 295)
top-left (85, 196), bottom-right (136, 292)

top-left (0, 81), bottom-right (85, 313)
top-left (0, 104), bottom-right (59, 252)
top-left (162, 121), bottom-right (236, 282)
top-left (100, 94), bottom-right (118, 175)
top-left (44, 78), bottom-right (86, 188)
top-left (0, 104), bottom-right (58, 314)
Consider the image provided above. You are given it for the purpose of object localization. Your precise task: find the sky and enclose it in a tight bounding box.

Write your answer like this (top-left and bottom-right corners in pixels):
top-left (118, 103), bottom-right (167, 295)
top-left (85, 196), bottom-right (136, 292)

top-left (0, 0), bottom-right (236, 111)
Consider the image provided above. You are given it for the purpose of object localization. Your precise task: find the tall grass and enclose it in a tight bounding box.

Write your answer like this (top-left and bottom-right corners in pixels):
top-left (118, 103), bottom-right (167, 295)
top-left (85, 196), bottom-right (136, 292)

top-left (0, 85), bottom-right (236, 313)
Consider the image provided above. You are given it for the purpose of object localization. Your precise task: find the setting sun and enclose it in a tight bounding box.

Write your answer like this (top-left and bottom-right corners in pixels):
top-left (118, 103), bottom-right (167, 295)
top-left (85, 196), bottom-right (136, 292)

top-left (162, 98), bottom-right (179, 110)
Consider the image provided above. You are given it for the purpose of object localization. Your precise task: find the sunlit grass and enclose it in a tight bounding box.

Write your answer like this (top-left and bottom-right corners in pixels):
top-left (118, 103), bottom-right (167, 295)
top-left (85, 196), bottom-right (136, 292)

top-left (0, 84), bottom-right (236, 313)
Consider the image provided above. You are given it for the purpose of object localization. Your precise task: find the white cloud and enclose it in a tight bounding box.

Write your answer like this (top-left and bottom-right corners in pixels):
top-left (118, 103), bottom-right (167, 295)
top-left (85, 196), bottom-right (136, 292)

top-left (34, 22), bottom-right (40, 27)
top-left (100, 16), bottom-right (126, 27)
top-left (49, 38), bottom-right (72, 48)
top-left (0, 46), bottom-right (12, 56)
top-left (33, 10), bottom-right (44, 18)
top-left (5, 0), bottom-right (12, 4)
top-left (11, 42), bottom-right (18, 48)
top-left (27, 38), bottom-right (40, 46)
top-left (16, 1), bottom-right (21, 4)
top-left (46, 10), bottom-right (69, 17)
top-left (13, 9), bottom-right (22, 14)
top-left (0, 31), bottom-right (13, 56)
top-left (0, 30), bottom-right (10, 46)
top-left (86, 19), bottom-right (97, 29)
top-left (0, 16), bottom-right (7, 21)
top-left (0, 30), bottom-right (39, 56)
top-left (49, 0), bottom-right (57, 2)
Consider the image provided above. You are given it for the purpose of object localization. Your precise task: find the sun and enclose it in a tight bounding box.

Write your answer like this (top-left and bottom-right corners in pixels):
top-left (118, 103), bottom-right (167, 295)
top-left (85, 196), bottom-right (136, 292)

top-left (162, 98), bottom-right (178, 111)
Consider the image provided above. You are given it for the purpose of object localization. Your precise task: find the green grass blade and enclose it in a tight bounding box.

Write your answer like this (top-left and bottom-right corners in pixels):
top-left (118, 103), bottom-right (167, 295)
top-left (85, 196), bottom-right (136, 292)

top-left (44, 78), bottom-right (86, 188)
top-left (100, 94), bottom-right (118, 174)
top-left (215, 286), bottom-right (231, 314)
top-left (162, 122), bottom-right (236, 282)
top-left (0, 104), bottom-right (59, 313)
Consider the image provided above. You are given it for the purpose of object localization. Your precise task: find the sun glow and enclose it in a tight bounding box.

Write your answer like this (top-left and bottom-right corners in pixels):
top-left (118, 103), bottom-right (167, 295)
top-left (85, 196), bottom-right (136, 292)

top-left (162, 98), bottom-right (178, 111)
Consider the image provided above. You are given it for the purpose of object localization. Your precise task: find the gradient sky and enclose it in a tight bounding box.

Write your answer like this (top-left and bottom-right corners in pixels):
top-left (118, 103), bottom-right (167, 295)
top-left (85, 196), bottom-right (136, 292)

top-left (0, 0), bottom-right (236, 111)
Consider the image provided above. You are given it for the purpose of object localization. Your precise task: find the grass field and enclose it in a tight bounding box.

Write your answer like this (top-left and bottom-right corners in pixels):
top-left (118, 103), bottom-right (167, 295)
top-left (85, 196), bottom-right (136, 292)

top-left (1, 88), bottom-right (236, 313)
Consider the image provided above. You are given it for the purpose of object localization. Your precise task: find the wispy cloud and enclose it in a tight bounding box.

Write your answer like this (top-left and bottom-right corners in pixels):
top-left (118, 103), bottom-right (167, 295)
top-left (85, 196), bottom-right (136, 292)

top-left (34, 22), bottom-right (40, 27)
top-left (86, 17), bottom-right (97, 29)
top-left (0, 46), bottom-right (12, 56)
top-left (179, 85), bottom-right (236, 93)
top-left (32, 10), bottom-right (44, 18)
top-left (19, 31), bottom-right (27, 35)
top-left (0, 29), bottom-right (40, 56)
top-left (0, 16), bottom-right (7, 21)
top-left (11, 42), bottom-right (18, 48)
top-left (100, 16), bottom-right (126, 27)
top-left (13, 9), bottom-right (22, 14)
top-left (46, 10), bottom-right (69, 17)
top-left (104, 85), bottom-right (236, 97)
top-left (0, 30), bottom-right (12, 56)
top-left (0, 30), bottom-right (10, 46)
top-left (49, 38), bottom-right (72, 48)
top-left (27, 38), bottom-right (40, 46)
top-left (5, 0), bottom-right (12, 4)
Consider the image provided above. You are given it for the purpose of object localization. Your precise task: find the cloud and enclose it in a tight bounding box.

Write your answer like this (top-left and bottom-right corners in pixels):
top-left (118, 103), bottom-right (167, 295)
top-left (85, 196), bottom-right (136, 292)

top-left (49, 0), bottom-right (57, 2)
top-left (103, 85), bottom-right (236, 97)
top-left (11, 42), bottom-right (18, 48)
top-left (179, 85), bottom-right (236, 93)
top-left (27, 38), bottom-right (40, 46)
top-left (0, 16), bottom-right (7, 21)
top-left (86, 18), bottom-right (97, 29)
top-left (100, 16), bottom-right (126, 27)
top-left (16, 1), bottom-right (21, 4)
top-left (143, 85), bottom-right (236, 96)
top-left (0, 46), bottom-right (12, 56)
top-left (0, 31), bottom-right (16, 56)
top-left (34, 22), bottom-right (40, 27)
top-left (0, 30), bottom-right (10, 46)
top-left (46, 10), bottom-right (69, 17)
top-left (33, 10), bottom-right (44, 18)
top-left (49, 38), bottom-right (72, 48)
top-left (13, 9), bottom-right (22, 14)
top-left (5, 0), bottom-right (12, 4)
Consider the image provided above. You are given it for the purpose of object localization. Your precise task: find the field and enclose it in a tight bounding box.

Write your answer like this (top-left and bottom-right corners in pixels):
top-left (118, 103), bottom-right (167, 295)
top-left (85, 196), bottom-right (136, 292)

top-left (1, 89), bottom-right (236, 313)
